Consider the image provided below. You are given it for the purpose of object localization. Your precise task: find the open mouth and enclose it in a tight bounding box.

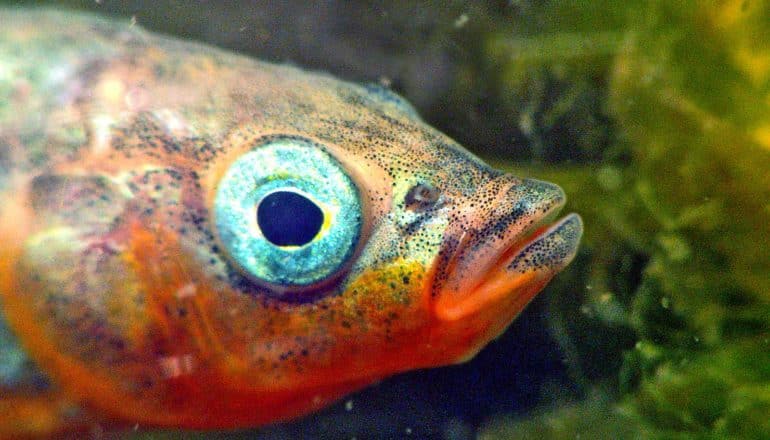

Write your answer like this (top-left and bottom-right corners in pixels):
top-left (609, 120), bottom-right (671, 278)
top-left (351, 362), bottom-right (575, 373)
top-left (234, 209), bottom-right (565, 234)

top-left (432, 178), bottom-right (583, 322)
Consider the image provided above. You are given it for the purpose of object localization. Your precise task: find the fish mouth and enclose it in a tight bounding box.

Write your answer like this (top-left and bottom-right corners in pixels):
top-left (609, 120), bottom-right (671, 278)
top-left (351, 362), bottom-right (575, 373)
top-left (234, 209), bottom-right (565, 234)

top-left (432, 178), bottom-right (583, 322)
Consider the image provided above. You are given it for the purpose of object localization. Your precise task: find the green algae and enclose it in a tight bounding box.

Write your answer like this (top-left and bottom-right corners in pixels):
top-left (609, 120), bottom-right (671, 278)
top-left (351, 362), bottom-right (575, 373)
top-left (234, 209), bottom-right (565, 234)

top-left (481, 1), bottom-right (770, 438)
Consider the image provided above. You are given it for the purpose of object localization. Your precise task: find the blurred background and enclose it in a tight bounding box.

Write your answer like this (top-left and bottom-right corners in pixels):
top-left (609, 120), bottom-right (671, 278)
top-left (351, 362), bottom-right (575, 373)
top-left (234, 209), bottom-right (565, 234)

top-left (4, 1), bottom-right (770, 438)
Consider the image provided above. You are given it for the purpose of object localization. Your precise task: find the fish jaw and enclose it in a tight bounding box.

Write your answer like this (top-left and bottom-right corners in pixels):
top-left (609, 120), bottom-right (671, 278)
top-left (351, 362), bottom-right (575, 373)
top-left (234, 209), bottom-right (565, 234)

top-left (429, 178), bottom-right (583, 361)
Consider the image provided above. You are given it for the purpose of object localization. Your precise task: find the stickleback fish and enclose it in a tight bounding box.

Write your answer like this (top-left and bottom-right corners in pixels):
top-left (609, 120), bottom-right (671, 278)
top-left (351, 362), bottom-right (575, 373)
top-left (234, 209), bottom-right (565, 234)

top-left (0, 9), bottom-right (582, 437)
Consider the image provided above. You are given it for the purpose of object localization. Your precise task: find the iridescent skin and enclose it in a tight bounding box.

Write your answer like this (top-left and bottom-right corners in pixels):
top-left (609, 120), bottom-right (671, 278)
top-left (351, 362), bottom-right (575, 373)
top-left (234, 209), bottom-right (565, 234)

top-left (0, 9), bottom-right (582, 437)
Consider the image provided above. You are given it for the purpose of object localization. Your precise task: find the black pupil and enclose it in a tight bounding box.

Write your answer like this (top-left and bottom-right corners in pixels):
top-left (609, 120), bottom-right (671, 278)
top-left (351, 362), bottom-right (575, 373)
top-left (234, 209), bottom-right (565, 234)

top-left (257, 191), bottom-right (324, 247)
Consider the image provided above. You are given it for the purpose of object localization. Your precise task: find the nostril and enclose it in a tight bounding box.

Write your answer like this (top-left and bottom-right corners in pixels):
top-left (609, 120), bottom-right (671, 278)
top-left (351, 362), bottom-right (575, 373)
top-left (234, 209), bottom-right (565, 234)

top-left (404, 182), bottom-right (440, 211)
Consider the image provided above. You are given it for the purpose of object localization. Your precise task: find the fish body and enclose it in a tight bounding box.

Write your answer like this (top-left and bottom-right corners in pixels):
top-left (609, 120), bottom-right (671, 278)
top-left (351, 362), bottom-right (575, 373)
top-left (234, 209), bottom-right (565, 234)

top-left (0, 9), bottom-right (582, 436)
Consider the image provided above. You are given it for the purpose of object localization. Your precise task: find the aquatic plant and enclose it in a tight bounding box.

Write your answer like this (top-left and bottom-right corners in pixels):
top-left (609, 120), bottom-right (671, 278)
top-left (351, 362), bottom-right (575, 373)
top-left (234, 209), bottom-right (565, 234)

top-left (481, 1), bottom-right (770, 438)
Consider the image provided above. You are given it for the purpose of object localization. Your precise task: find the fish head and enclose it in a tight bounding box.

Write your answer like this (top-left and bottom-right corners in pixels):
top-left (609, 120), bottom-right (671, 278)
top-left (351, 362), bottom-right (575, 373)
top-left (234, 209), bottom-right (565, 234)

top-left (193, 76), bottom-right (584, 374)
top-left (0, 45), bottom-right (582, 429)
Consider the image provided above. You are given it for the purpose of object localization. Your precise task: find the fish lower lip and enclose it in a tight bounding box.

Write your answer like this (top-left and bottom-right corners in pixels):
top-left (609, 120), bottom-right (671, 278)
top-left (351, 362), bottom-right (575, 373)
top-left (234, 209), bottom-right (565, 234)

top-left (491, 212), bottom-right (565, 272)
top-left (502, 213), bottom-right (583, 273)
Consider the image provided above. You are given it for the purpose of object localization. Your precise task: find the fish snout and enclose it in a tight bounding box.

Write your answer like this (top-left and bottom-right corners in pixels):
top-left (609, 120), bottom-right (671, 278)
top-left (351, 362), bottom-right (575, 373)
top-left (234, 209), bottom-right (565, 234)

top-left (431, 175), bottom-right (582, 323)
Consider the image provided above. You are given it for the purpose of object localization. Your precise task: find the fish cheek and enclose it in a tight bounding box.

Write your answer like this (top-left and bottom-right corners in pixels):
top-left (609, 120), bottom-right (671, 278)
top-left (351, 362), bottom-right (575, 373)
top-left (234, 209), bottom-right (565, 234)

top-left (320, 215), bottom-right (452, 373)
top-left (303, 259), bottom-right (433, 376)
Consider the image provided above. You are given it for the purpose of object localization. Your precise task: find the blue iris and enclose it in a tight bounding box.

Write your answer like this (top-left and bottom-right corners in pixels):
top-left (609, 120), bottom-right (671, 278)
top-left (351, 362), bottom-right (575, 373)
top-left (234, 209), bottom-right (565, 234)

top-left (214, 137), bottom-right (362, 289)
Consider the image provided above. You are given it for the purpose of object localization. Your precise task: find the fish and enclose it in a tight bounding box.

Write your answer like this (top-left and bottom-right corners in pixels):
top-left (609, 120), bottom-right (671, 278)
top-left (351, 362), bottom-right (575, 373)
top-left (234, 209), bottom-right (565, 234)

top-left (0, 8), bottom-right (582, 437)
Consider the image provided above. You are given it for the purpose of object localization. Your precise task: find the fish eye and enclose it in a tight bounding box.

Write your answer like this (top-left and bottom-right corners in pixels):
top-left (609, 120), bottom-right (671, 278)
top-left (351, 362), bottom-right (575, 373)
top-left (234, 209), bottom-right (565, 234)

top-left (214, 137), bottom-right (362, 292)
